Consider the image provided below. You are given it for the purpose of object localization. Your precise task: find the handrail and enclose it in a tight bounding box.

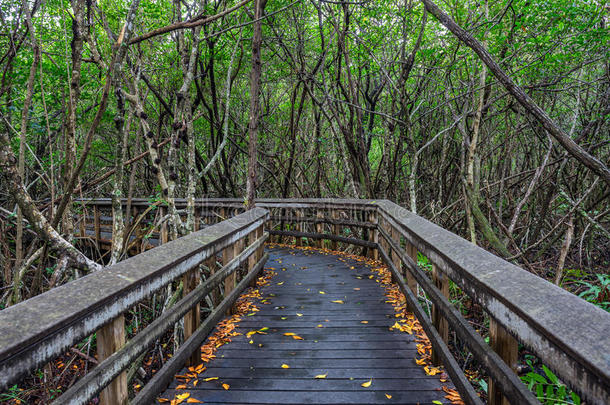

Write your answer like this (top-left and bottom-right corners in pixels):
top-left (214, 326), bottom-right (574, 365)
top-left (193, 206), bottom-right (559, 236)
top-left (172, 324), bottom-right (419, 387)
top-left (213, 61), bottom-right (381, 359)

top-left (0, 208), bottom-right (269, 404)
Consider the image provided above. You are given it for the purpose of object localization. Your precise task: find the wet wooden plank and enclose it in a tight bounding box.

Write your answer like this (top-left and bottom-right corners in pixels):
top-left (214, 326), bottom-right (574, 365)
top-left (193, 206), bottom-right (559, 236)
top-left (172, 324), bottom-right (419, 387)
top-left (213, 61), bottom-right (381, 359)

top-left (158, 247), bottom-right (452, 404)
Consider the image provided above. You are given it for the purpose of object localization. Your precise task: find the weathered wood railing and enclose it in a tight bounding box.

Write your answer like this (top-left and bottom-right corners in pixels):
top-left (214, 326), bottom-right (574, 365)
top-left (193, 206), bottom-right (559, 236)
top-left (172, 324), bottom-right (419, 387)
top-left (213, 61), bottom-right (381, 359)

top-left (3, 198), bottom-right (609, 404)
top-left (0, 207), bottom-right (268, 404)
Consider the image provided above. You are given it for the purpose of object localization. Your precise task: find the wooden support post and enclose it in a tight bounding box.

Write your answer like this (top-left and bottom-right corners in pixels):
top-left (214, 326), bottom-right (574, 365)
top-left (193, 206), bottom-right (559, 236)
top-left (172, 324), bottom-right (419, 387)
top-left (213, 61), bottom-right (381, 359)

top-left (390, 226), bottom-right (401, 276)
top-left (248, 230), bottom-right (258, 272)
top-left (97, 315), bottom-right (127, 405)
top-left (182, 268), bottom-right (200, 366)
top-left (316, 210), bottom-right (324, 248)
top-left (368, 211), bottom-right (378, 260)
top-left (488, 319), bottom-right (518, 405)
top-left (79, 210), bottom-right (86, 238)
top-left (295, 209), bottom-right (303, 246)
top-left (223, 239), bottom-right (242, 314)
top-left (194, 208), bottom-right (200, 232)
top-left (431, 264), bottom-right (449, 366)
top-left (405, 242), bottom-right (418, 296)
top-left (256, 225), bottom-right (264, 264)
top-left (331, 210), bottom-right (340, 250)
top-left (94, 205), bottom-right (101, 246)
top-left (160, 207), bottom-right (168, 245)
top-left (206, 256), bottom-right (220, 306)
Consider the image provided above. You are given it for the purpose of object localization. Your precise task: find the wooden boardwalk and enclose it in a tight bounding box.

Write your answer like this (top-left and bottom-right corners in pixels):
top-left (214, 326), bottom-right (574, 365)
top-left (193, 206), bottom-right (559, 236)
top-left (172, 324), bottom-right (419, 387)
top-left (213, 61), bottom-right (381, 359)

top-left (159, 246), bottom-right (453, 404)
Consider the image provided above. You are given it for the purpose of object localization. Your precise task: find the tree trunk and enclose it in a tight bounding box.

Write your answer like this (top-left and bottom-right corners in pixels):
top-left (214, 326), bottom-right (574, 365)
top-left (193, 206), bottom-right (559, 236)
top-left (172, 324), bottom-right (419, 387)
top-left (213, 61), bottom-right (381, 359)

top-left (247, 0), bottom-right (267, 209)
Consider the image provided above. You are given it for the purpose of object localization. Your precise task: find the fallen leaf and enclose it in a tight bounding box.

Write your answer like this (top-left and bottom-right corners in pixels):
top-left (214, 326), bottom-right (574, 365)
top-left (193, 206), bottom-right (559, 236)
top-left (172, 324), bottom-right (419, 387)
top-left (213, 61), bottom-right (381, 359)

top-left (317, 324), bottom-right (323, 328)
top-left (292, 335), bottom-right (304, 340)
top-left (296, 313), bottom-right (303, 317)
top-left (314, 373), bottom-right (328, 379)
top-left (281, 364), bottom-right (290, 368)
top-left (193, 380), bottom-right (198, 387)
top-left (319, 291), bottom-right (326, 294)
top-left (186, 399), bottom-right (203, 403)
top-left (284, 332), bottom-right (295, 336)
top-left (433, 401), bottom-right (443, 405)
top-left (176, 392), bottom-right (190, 401)
top-left (385, 393), bottom-right (392, 399)
top-left (361, 321), bottom-right (368, 324)
top-left (277, 282), bottom-right (284, 285)
top-left (157, 399), bottom-right (170, 403)
top-left (331, 300), bottom-right (344, 304)
top-left (361, 379), bottom-right (372, 387)
top-left (176, 384), bottom-right (187, 389)
top-left (203, 377), bottom-right (218, 381)
top-left (222, 383), bottom-right (230, 390)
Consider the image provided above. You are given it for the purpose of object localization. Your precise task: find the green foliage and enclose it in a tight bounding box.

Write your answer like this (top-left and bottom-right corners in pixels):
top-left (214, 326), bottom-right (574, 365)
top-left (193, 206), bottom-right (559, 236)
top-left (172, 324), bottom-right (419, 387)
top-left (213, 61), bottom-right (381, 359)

top-left (577, 274), bottom-right (610, 312)
top-left (521, 359), bottom-right (581, 405)
top-left (0, 385), bottom-right (26, 403)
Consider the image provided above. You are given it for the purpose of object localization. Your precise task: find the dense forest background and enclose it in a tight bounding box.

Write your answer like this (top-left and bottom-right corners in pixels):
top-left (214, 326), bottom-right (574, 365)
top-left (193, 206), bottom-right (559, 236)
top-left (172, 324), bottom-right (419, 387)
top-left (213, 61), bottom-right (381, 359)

top-left (0, 0), bottom-right (608, 305)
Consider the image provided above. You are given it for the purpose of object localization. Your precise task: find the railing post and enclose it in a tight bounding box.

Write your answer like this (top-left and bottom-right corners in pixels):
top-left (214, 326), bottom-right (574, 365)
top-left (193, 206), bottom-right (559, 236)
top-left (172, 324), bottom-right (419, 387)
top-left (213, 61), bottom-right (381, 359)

top-left (368, 210), bottom-right (378, 260)
top-left (488, 318), bottom-right (518, 405)
top-left (94, 205), bottom-right (101, 246)
top-left (79, 209), bottom-right (86, 238)
top-left (390, 226), bottom-right (401, 275)
top-left (160, 207), bottom-right (168, 244)
top-left (182, 267), bottom-right (200, 366)
top-left (194, 208), bottom-right (200, 232)
top-left (97, 315), bottom-right (127, 405)
top-left (431, 264), bottom-right (449, 366)
top-left (405, 242), bottom-right (418, 296)
top-left (206, 255), bottom-right (220, 306)
top-left (331, 210), bottom-right (340, 250)
top-left (295, 209), bottom-right (303, 246)
top-left (316, 210), bottom-right (324, 248)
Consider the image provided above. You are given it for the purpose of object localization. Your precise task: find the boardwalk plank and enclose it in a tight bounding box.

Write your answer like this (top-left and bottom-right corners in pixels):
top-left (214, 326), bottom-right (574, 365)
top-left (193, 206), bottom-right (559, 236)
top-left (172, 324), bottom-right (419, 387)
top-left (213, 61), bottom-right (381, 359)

top-left (158, 247), bottom-right (453, 405)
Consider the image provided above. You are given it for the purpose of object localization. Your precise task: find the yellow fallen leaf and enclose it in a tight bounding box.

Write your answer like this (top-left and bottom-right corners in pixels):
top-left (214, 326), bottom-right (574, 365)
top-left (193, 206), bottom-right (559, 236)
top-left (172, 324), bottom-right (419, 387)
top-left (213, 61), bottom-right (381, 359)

top-left (284, 333), bottom-right (295, 336)
top-left (385, 393), bottom-right (392, 399)
top-left (193, 380), bottom-right (198, 387)
top-left (361, 321), bottom-right (368, 324)
top-left (296, 313), bottom-right (303, 317)
top-left (277, 282), bottom-right (284, 285)
top-left (292, 335), bottom-right (304, 340)
top-left (361, 379), bottom-right (372, 388)
top-left (317, 324), bottom-right (323, 328)
top-left (176, 393), bottom-right (190, 400)
top-left (415, 358), bottom-right (426, 365)
top-left (222, 383), bottom-right (230, 390)
top-left (176, 384), bottom-right (187, 389)
top-left (157, 399), bottom-right (170, 403)
top-left (331, 300), bottom-right (344, 304)
top-left (186, 399), bottom-right (203, 403)
top-left (203, 377), bottom-right (218, 381)
top-left (314, 373), bottom-right (328, 379)
top-left (281, 364), bottom-right (290, 368)
top-left (319, 291), bottom-right (326, 294)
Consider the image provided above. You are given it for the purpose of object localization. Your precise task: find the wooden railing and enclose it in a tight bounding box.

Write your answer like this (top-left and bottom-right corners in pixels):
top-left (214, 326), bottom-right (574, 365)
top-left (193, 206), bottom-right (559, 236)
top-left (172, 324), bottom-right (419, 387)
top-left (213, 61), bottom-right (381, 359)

top-left (0, 207), bottom-right (268, 405)
top-left (2, 198), bottom-right (609, 405)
